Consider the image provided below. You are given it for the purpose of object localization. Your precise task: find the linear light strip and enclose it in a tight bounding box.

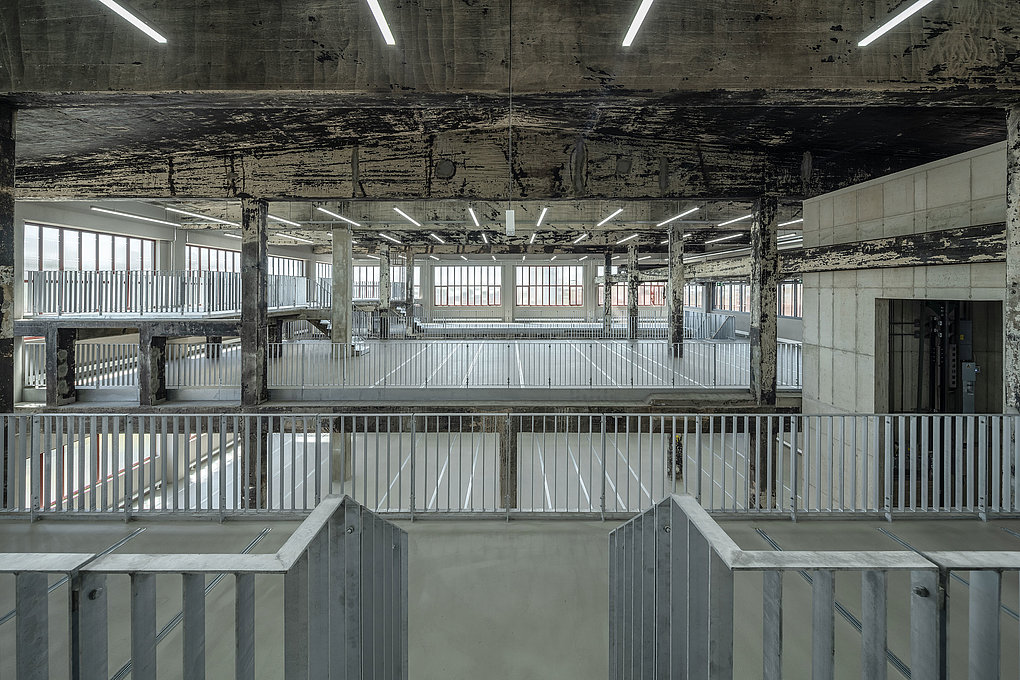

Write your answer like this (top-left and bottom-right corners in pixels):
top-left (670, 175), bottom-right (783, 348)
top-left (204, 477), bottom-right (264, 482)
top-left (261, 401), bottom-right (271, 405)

top-left (616, 233), bottom-right (638, 245)
top-left (393, 207), bottom-right (421, 227)
top-left (366, 0), bottom-right (397, 45)
top-left (529, 233), bottom-right (537, 244)
top-left (536, 207), bottom-right (549, 227)
top-left (482, 232), bottom-right (489, 244)
top-left (704, 233), bottom-right (741, 245)
top-left (90, 206), bottom-right (178, 227)
top-left (379, 232), bottom-right (402, 244)
top-left (468, 208), bottom-right (480, 227)
top-left (597, 208), bottom-right (624, 227)
top-left (573, 233), bottom-right (588, 244)
top-left (778, 218), bottom-right (804, 227)
top-left (268, 214), bottom-right (302, 227)
top-left (96, 0), bottom-right (168, 43)
top-left (717, 214), bottom-right (753, 227)
top-left (622, 0), bottom-right (655, 47)
top-left (165, 206), bottom-right (239, 227)
top-left (430, 233), bottom-right (445, 244)
top-left (316, 207), bottom-right (361, 227)
top-left (656, 206), bottom-right (700, 227)
top-left (858, 0), bottom-right (935, 47)
top-left (277, 233), bottom-right (314, 244)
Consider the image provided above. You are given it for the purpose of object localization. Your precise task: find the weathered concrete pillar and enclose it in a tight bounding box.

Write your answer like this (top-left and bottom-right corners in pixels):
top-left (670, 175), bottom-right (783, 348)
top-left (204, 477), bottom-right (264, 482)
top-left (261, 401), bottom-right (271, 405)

top-left (240, 198), bottom-right (268, 407)
top-left (1006, 107), bottom-right (1020, 413)
top-left (331, 226), bottom-right (352, 347)
top-left (0, 105), bottom-right (14, 413)
top-left (749, 196), bottom-right (779, 406)
top-left (243, 416), bottom-right (269, 509)
top-left (330, 419), bottom-right (353, 493)
top-left (627, 244), bottom-right (639, 340)
top-left (701, 282), bottom-right (713, 315)
top-left (602, 250), bottom-right (613, 337)
top-left (379, 245), bottom-right (391, 340)
top-left (668, 225), bottom-right (685, 356)
top-left (45, 328), bottom-right (77, 406)
top-left (138, 330), bottom-right (167, 406)
top-left (405, 249), bottom-right (415, 335)
top-left (498, 416), bottom-right (519, 509)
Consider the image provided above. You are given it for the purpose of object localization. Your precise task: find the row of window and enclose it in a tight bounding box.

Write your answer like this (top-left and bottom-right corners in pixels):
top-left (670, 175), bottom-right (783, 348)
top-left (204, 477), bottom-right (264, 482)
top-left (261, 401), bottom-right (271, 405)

top-left (25, 223), bottom-right (157, 272)
top-left (712, 281), bottom-right (804, 318)
top-left (185, 245), bottom-right (306, 277)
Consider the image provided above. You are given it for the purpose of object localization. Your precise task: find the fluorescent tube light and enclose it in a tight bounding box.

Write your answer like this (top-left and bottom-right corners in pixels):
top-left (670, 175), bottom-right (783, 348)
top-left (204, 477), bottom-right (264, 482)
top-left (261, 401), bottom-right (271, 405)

top-left (718, 214), bottom-right (753, 227)
top-left (278, 233), bottom-right (314, 244)
top-left (491, 255), bottom-right (497, 261)
top-left (367, 255), bottom-right (380, 260)
top-left (430, 233), bottom-right (445, 244)
top-left (778, 218), bottom-right (805, 227)
top-left (378, 232), bottom-right (402, 244)
top-left (858, 0), bottom-right (935, 47)
top-left (316, 207), bottom-right (361, 227)
top-left (268, 214), bottom-right (302, 227)
top-left (612, 255), bottom-right (622, 261)
top-left (579, 255), bottom-right (589, 262)
top-left (530, 233), bottom-right (537, 244)
top-left (551, 255), bottom-right (558, 261)
top-left (460, 255), bottom-right (468, 261)
top-left (656, 206), bottom-right (700, 227)
top-left (165, 206), bottom-right (239, 226)
top-left (779, 233), bottom-right (802, 240)
top-left (96, 0), bottom-right (167, 43)
top-left (429, 255), bottom-right (439, 261)
top-left (90, 206), bottom-right (178, 227)
top-left (573, 233), bottom-right (588, 244)
top-left (366, 0), bottom-right (397, 45)
top-left (522, 255), bottom-right (526, 262)
top-left (482, 232), bottom-right (489, 244)
top-left (468, 208), bottom-right (480, 227)
top-left (536, 207), bottom-right (548, 227)
top-left (616, 234), bottom-right (638, 245)
top-left (393, 208), bottom-right (421, 227)
top-left (639, 256), bottom-right (651, 261)
top-left (661, 240), bottom-right (668, 245)
top-left (622, 0), bottom-right (655, 47)
top-left (223, 234), bottom-right (242, 240)
top-left (597, 208), bottom-right (624, 227)
top-left (705, 233), bottom-right (741, 245)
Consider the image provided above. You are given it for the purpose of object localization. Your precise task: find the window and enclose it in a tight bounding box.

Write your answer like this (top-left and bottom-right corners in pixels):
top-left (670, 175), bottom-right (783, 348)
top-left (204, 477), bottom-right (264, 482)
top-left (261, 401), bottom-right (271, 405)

top-left (316, 262), bottom-right (331, 281)
top-left (186, 245), bottom-right (240, 272)
top-left (515, 266), bottom-right (583, 306)
top-left (778, 280), bottom-right (803, 318)
top-left (353, 265), bottom-right (379, 299)
top-left (595, 266), bottom-right (665, 307)
top-left (713, 281), bottom-right (751, 313)
top-left (24, 223), bottom-right (157, 273)
top-left (269, 255), bottom-right (306, 277)
top-left (433, 265), bottom-right (501, 306)
top-left (684, 283), bottom-right (704, 308)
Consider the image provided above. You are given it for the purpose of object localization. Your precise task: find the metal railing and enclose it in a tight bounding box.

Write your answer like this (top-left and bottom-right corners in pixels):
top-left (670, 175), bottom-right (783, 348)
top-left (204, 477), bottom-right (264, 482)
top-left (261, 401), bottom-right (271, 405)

top-left (610, 495), bottom-right (941, 679)
top-left (1, 412), bottom-right (1015, 519)
top-left (0, 495), bottom-right (407, 680)
top-left (684, 309), bottom-right (737, 339)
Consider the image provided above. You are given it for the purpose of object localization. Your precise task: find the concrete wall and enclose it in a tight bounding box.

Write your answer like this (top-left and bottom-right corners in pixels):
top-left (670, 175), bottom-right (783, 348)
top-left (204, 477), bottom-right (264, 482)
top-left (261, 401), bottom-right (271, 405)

top-left (802, 142), bottom-right (1007, 414)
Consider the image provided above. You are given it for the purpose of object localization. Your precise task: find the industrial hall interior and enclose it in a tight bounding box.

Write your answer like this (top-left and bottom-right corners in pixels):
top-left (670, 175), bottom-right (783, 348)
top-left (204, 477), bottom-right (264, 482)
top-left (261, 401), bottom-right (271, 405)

top-left (1, 0), bottom-right (1019, 678)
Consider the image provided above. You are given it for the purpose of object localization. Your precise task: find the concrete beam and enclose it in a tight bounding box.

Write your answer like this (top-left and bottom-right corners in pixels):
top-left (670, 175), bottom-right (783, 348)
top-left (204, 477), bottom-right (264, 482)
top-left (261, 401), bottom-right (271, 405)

top-left (1007, 107), bottom-right (1020, 413)
top-left (668, 225), bottom-right (685, 355)
top-left (627, 245), bottom-right (639, 340)
top-left (15, 318), bottom-right (242, 337)
top-left (240, 198), bottom-right (268, 407)
top-left (331, 226), bottom-right (352, 346)
top-left (749, 197), bottom-right (779, 406)
top-left (137, 330), bottom-right (167, 407)
top-left (44, 328), bottom-right (76, 407)
top-left (0, 105), bottom-right (13, 412)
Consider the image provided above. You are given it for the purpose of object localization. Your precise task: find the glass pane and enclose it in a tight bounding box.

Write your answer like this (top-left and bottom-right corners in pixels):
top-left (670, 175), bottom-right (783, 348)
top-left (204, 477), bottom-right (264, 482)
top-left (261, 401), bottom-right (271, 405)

top-left (81, 232), bottom-right (96, 271)
top-left (41, 227), bottom-right (60, 271)
top-left (24, 224), bottom-right (39, 271)
top-left (62, 230), bottom-right (80, 271)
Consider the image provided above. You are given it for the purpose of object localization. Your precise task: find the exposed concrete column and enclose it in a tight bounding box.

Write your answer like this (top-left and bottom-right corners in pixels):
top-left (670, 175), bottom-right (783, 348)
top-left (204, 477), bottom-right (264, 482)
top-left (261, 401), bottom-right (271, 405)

top-left (331, 226), bottom-right (352, 347)
top-left (749, 196), bottom-right (779, 406)
top-left (330, 418), bottom-right (353, 493)
top-left (627, 244), bottom-right (639, 340)
top-left (240, 198), bottom-right (268, 407)
top-left (0, 105), bottom-right (14, 413)
top-left (602, 250), bottom-right (612, 336)
top-left (405, 249), bottom-right (415, 334)
top-left (1006, 106), bottom-right (1020, 413)
top-left (44, 328), bottom-right (77, 406)
top-left (379, 244), bottom-right (391, 339)
top-left (498, 415), bottom-right (519, 510)
top-left (668, 225), bottom-right (685, 356)
top-left (701, 282), bottom-right (713, 315)
top-left (138, 329), bottom-right (168, 406)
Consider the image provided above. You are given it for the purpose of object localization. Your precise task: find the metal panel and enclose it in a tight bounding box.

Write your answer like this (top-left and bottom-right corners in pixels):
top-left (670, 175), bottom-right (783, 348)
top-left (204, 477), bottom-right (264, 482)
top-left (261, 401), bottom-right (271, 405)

top-left (811, 570), bottom-right (835, 680)
top-left (130, 573), bottom-right (157, 680)
top-left (861, 570), bottom-right (887, 680)
top-left (15, 572), bottom-right (48, 680)
top-left (968, 570), bottom-right (1001, 680)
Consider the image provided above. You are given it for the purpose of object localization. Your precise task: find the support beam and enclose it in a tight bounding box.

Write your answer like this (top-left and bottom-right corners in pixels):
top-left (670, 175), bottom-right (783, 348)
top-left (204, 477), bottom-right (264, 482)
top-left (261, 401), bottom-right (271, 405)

top-left (627, 245), bottom-right (639, 340)
top-left (405, 249), bottom-right (415, 335)
top-left (240, 198), bottom-right (268, 407)
top-left (668, 225), bottom-right (685, 356)
top-left (379, 245), bottom-right (391, 340)
top-left (138, 330), bottom-right (167, 406)
top-left (331, 226), bottom-right (352, 347)
top-left (44, 328), bottom-right (77, 406)
top-left (603, 251), bottom-right (612, 336)
top-left (1007, 106), bottom-right (1020, 413)
top-left (749, 197), bottom-right (779, 406)
top-left (0, 105), bottom-right (13, 413)
top-left (499, 416), bottom-right (519, 510)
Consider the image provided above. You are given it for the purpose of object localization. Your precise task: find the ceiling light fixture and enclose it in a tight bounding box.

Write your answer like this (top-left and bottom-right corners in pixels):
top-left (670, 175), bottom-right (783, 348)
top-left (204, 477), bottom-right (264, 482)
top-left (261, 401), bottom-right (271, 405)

top-left (268, 214), bottom-right (302, 227)
top-left (522, 255), bottom-right (526, 262)
top-left (468, 208), bottom-right (480, 227)
top-left (378, 232), bottom-right (402, 244)
top-left (429, 255), bottom-right (440, 261)
top-left (392, 208), bottom-right (421, 227)
top-left (573, 233), bottom-right (588, 244)
top-left (639, 255), bottom-right (651, 261)
top-left (491, 255), bottom-right (497, 261)
top-left (430, 233), bottom-right (445, 244)
top-left (90, 206), bottom-right (178, 227)
top-left (366, 0), bottom-right (397, 45)
top-left (95, 0), bottom-right (168, 43)
top-left (530, 232), bottom-right (537, 244)
top-left (482, 232), bottom-right (489, 244)
top-left (612, 255), bottom-right (623, 261)
top-left (858, 0), bottom-right (935, 47)
top-left (656, 206), bottom-right (700, 227)
top-left (551, 255), bottom-right (558, 261)
top-left (778, 218), bottom-right (805, 227)
top-left (316, 207), bottom-right (361, 227)
top-left (579, 255), bottom-right (589, 261)
top-left (277, 233), bottom-right (315, 244)
top-left (536, 207), bottom-right (548, 227)
top-left (779, 233), bottom-right (802, 240)
top-left (622, 0), bottom-right (655, 47)
top-left (616, 234), bottom-right (638, 245)
top-left (223, 233), bottom-right (242, 240)
top-left (460, 255), bottom-right (469, 261)
top-left (597, 208), bottom-right (624, 227)
top-left (718, 214), bottom-right (753, 227)
top-left (704, 233), bottom-right (741, 245)
top-left (165, 207), bottom-right (239, 227)
top-left (367, 254), bottom-right (380, 260)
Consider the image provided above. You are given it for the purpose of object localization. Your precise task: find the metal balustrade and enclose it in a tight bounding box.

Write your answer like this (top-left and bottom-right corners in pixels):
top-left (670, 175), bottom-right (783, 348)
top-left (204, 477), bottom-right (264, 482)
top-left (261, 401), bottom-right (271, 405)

top-left (0, 495), bottom-right (408, 680)
top-left (1, 412), bottom-right (1015, 519)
